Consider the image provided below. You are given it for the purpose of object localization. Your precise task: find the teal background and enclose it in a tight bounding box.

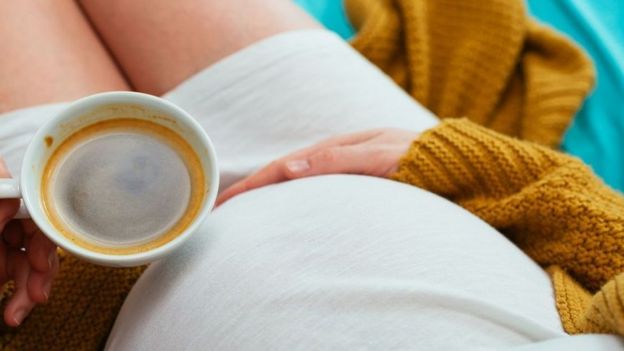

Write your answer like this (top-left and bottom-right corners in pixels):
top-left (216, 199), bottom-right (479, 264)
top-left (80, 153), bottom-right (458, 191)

top-left (294, 0), bottom-right (355, 39)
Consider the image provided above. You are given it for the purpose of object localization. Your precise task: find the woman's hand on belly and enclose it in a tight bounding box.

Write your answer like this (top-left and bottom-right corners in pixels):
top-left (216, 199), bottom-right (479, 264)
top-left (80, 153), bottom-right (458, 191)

top-left (216, 129), bottom-right (419, 205)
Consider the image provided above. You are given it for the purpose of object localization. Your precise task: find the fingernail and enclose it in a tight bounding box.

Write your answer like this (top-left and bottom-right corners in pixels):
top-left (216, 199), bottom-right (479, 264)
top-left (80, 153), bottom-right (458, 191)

top-left (286, 160), bottom-right (310, 173)
top-left (48, 250), bottom-right (55, 270)
top-left (13, 308), bottom-right (27, 326)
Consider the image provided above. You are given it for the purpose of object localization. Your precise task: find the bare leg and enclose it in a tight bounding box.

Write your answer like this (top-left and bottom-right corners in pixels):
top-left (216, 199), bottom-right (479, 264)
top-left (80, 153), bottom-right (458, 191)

top-left (78, 0), bottom-right (320, 96)
top-left (0, 0), bottom-right (130, 113)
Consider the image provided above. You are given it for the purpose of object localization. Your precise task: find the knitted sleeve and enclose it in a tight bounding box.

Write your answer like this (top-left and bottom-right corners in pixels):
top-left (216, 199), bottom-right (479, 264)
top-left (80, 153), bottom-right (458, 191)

top-left (393, 118), bottom-right (624, 334)
top-left (392, 118), bottom-right (624, 292)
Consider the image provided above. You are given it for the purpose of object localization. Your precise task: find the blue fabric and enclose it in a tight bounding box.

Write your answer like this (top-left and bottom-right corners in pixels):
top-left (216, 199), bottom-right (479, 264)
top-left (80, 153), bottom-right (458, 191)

top-left (294, 0), bottom-right (355, 39)
top-left (526, 0), bottom-right (624, 191)
top-left (296, 0), bottom-right (624, 190)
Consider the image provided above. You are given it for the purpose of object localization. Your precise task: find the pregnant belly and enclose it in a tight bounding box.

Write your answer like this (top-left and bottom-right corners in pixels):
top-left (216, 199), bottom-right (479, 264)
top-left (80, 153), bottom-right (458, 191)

top-left (106, 175), bottom-right (564, 350)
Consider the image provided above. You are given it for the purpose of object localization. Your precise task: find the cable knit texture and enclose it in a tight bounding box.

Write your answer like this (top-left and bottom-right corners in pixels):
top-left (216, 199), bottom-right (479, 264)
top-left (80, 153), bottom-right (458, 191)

top-left (346, 0), bottom-right (594, 148)
top-left (392, 119), bottom-right (624, 335)
top-left (0, 0), bottom-right (611, 349)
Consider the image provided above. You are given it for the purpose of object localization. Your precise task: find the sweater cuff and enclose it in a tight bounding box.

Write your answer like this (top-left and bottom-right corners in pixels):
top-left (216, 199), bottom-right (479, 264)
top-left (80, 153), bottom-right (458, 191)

top-left (391, 118), bottom-right (564, 199)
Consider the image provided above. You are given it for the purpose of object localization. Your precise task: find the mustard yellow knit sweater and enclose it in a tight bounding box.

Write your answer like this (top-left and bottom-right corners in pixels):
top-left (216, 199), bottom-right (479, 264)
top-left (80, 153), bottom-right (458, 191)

top-left (347, 0), bottom-right (594, 148)
top-left (2, 0), bottom-right (620, 349)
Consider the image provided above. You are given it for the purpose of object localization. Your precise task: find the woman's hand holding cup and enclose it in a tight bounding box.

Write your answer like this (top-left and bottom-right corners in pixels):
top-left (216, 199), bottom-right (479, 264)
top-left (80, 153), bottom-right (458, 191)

top-left (0, 158), bottom-right (58, 327)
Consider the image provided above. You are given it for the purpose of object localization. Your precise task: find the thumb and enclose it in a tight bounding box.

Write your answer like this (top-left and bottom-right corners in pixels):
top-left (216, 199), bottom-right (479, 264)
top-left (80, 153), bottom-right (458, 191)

top-left (284, 146), bottom-right (370, 178)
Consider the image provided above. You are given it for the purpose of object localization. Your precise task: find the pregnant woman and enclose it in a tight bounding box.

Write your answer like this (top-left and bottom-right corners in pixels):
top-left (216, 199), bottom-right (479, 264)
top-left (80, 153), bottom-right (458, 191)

top-left (0, 0), bottom-right (622, 349)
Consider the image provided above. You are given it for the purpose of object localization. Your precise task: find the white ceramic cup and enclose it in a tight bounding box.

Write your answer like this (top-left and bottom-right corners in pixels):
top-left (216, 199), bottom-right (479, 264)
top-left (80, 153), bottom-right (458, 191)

top-left (0, 92), bottom-right (219, 267)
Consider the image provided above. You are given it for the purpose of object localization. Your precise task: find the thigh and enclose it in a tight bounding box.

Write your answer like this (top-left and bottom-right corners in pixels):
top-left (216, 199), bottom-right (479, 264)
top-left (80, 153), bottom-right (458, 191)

top-left (0, 0), bottom-right (129, 113)
top-left (78, 0), bottom-right (320, 95)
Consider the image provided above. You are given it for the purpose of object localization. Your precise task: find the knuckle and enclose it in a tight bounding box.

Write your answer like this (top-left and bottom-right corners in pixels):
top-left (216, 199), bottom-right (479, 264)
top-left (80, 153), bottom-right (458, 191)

top-left (317, 149), bottom-right (337, 163)
top-left (278, 161), bottom-right (295, 174)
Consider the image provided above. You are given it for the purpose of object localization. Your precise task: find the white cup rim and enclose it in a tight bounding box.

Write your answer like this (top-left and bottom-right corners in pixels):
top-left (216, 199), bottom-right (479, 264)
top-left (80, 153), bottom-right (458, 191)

top-left (20, 91), bottom-right (219, 266)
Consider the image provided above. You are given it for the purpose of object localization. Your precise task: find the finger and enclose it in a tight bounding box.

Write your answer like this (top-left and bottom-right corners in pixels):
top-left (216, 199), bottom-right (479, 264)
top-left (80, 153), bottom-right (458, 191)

top-left (216, 160), bottom-right (289, 206)
top-left (285, 145), bottom-right (372, 178)
top-left (294, 130), bottom-right (383, 154)
top-left (0, 242), bottom-right (8, 286)
top-left (27, 229), bottom-right (56, 272)
top-left (216, 146), bottom-right (371, 206)
top-left (0, 199), bottom-right (19, 230)
top-left (215, 182), bottom-right (247, 207)
top-left (215, 131), bottom-right (384, 206)
top-left (0, 158), bottom-right (11, 177)
top-left (2, 220), bottom-right (24, 249)
top-left (19, 219), bottom-right (40, 239)
top-left (28, 250), bottom-right (59, 303)
top-left (217, 151), bottom-right (314, 206)
top-left (4, 250), bottom-right (36, 327)
top-left (0, 158), bottom-right (19, 229)
top-left (276, 130), bottom-right (385, 168)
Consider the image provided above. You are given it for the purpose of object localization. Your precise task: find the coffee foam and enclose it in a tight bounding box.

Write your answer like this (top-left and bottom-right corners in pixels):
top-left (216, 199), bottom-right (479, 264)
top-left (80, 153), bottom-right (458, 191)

top-left (42, 118), bottom-right (206, 255)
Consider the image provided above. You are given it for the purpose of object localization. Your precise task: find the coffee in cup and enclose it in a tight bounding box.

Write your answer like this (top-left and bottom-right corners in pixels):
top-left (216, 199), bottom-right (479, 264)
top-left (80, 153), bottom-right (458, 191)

top-left (41, 118), bottom-right (206, 255)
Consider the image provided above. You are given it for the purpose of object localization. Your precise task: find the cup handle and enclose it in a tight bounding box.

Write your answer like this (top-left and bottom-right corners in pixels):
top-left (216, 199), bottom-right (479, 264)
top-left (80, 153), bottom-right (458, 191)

top-left (0, 179), bottom-right (30, 219)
